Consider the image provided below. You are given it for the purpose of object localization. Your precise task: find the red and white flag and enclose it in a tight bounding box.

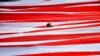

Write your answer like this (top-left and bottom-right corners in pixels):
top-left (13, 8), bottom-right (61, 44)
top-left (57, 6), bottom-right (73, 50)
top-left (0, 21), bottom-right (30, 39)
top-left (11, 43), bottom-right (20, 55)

top-left (0, 0), bottom-right (100, 56)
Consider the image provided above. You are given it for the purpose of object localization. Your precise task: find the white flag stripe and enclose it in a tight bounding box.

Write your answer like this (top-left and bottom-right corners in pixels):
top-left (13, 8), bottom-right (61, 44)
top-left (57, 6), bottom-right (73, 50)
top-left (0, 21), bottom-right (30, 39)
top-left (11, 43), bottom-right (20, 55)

top-left (0, 0), bottom-right (98, 6)
top-left (91, 55), bottom-right (100, 56)
top-left (0, 39), bottom-right (70, 46)
top-left (1, 20), bottom-right (97, 27)
top-left (0, 7), bottom-right (39, 11)
top-left (65, 4), bottom-right (100, 8)
top-left (34, 22), bottom-right (100, 30)
top-left (0, 43), bottom-right (100, 56)
top-left (0, 26), bottom-right (100, 39)
top-left (1, 22), bottom-right (99, 34)
top-left (0, 21), bottom-right (99, 34)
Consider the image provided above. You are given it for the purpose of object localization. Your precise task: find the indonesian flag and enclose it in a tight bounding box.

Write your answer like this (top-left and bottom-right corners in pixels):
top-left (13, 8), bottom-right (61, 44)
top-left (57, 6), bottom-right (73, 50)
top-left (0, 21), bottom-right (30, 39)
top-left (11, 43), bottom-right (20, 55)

top-left (0, 0), bottom-right (100, 56)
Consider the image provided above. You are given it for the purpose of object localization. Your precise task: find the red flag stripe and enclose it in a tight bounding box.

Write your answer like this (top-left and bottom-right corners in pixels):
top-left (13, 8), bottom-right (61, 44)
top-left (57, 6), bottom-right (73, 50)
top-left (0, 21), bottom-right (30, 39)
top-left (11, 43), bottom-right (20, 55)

top-left (18, 52), bottom-right (100, 56)
top-left (0, 33), bottom-right (99, 42)
top-left (0, 35), bottom-right (99, 47)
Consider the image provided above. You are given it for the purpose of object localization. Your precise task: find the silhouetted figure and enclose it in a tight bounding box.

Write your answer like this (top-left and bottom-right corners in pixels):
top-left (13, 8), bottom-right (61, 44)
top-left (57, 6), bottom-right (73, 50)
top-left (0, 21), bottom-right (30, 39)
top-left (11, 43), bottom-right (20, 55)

top-left (47, 22), bottom-right (53, 27)
top-left (0, 0), bottom-right (19, 2)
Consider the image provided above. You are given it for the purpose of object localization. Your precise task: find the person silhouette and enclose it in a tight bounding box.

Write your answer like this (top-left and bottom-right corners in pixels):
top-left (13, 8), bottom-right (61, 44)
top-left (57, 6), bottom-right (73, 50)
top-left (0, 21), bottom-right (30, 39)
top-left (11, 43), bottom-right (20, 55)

top-left (47, 22), bottom-right (53, 27)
